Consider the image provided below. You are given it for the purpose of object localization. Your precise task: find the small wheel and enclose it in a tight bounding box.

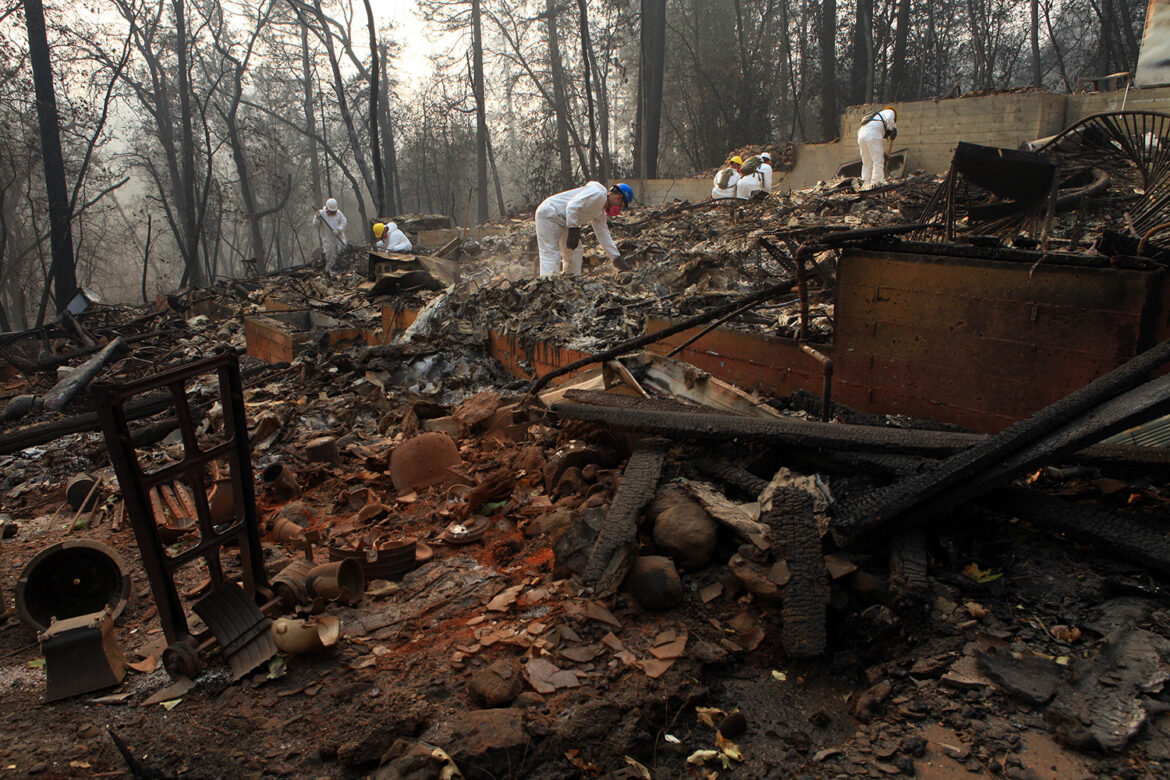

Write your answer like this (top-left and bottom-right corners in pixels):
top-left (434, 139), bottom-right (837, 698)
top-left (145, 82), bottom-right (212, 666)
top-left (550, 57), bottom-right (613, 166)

top-left (163, 639), bottom-right (202, 680)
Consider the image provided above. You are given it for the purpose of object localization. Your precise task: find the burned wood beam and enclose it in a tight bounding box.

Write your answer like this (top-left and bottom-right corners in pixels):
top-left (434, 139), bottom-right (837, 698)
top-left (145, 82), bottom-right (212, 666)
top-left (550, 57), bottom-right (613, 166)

top-left (985, 488), bottom-right (1170, 577)
top-left (43, 337), bottom-right (128, 412)
top-left (552, 402), bottom-right (984, 456)
top-left (831, 337), bottom-right (1170, 545)
top-left (0, 391), bottom-right (172, 455)
top-left (773, 486), bottom-right (829, 658)
top-left (582, 438), bottom-right (669, 597)
top-left (691, 457), bottom-right (769, 496)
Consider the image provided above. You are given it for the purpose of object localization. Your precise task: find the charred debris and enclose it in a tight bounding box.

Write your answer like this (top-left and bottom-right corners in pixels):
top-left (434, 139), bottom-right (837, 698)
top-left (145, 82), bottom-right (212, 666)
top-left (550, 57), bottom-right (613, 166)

top-left (0, 113), bottom-right (1169, 778)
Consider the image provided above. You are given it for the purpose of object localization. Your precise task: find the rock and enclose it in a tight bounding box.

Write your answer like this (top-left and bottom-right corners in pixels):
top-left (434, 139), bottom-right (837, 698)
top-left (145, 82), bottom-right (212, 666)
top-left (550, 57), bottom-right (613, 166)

top-left (645, 484), bottom-right (692, 522)
top-left (444, 708), bottom-right (528, 777)
top-left (622, 556), bottom-right (683, 610)
top-left (468, 659), bottom-right (524, 708)
top-left (653, 502), bottom-right (717, 570)
top-left (728, 553), bottom-right (781, 602)
top-left (1, 394), bottom-right (40, 422)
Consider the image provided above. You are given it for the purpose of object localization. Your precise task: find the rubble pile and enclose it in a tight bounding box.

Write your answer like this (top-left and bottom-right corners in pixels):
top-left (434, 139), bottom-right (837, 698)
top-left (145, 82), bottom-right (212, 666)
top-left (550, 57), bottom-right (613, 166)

top-left (0, 141), bottom-right (1169, 777)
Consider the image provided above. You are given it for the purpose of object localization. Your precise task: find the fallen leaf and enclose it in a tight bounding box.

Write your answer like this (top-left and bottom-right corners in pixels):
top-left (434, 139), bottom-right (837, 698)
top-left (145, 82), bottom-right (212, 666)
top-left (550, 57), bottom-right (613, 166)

top-left (962, 563), bottom-right (1002, 584)
top-left (623, 756), bottom-right (652, 778)
top-left (27, 658), bottom-right (45, 669)
top-left (68, 761), bottom-right (91, 769)
top-left (771, 670), bottom-right (787, 682)
top-left (687, 749), bottom-right (720, 766)
top-left (695, 706), bottom-right (725, 728)
top-left (965, 601), bottom-right (988, 619)
top-left (267, 656), bottom-right (287, 680)
top-left (560, 644), bottom-right (603, 663)
top-left (159, 699), bottom-right (182, 711)
top-left (663, 734), bottom-right (681, 744)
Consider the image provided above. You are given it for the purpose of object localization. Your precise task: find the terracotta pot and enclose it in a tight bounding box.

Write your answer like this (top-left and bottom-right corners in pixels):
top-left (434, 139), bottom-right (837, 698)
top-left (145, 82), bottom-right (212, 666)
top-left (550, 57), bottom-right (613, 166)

top-left (272, 559), bottom-right (315, 608)
top-left (272, 615), bottom-right (341, 654)
top-left (261, 463), bottom-right (300, 500)
top-left (270, 515), bottom-right (306, 544)
top-left (207, 477), bottom-right (235, 525)
top-left (306, 560), bottom-right (364, 605)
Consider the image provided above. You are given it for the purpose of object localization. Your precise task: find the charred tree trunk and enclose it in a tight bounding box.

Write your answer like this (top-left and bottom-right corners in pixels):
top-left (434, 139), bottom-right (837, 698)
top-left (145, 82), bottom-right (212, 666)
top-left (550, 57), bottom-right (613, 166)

top-left (576, 0), bottom-right (599, 179)
top-left (472, 0), bottom-right (489, 223)
top-left (1030, 0), bottom-right (1042, 87)
top-left (637, 0), bottom-right (666, 180)
top-left (23, 0), bottom-right (77, 312)
top-left (850, 0), bottom-right (874, 105)
top-left (545, 0), bottom-right (573, 187)
top-left (819, 0), bottom-right (838, 140)
top-left (300, 24), bottom-right (321, 201)
top-left (377, 43), bottom-right (401, 215)
top-left (173, 0), bottom-right (205, 286)
top-left (889, 0), bottom-right (911, 100)
top-left (363, 0), bottom-right (385, 217)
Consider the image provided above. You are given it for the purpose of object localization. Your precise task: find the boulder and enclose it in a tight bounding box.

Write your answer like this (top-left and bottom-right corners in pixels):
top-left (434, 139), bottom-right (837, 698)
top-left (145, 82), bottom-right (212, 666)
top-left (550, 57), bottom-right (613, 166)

top-left (653, 502), bottom-right (717, 570)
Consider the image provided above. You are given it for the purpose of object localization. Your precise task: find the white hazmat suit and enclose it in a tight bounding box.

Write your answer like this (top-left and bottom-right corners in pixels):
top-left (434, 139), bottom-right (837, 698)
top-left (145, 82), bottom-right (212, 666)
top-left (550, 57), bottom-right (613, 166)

top-left (735, 157), bottom-right (773, 199)
top-left (858, 108), bottom-right (897, 189)
top-left (313, 206), bottom-right (348, 270)
top-left (375, 222), bottom-right (412, 253)
top-left (535, 181), bottom-right (620, 276)
top-left (711, 168), bottom-right (741, 199)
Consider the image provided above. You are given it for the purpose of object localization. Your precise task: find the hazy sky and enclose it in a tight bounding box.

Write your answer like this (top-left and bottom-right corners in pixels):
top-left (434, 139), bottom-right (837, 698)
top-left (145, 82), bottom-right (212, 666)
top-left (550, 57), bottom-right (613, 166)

top-left (369, 0), bottom-right (450, 89)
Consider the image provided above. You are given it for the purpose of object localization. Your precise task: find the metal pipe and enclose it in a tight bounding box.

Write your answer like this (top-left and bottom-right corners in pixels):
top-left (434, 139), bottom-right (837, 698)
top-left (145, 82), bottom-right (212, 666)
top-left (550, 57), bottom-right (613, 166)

top-left (801, 343), bottom-right (834, 422)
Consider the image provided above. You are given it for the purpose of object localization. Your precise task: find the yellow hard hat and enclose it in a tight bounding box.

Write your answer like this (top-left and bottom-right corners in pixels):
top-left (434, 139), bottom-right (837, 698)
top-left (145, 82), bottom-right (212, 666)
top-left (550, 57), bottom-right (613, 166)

top-left (373, 222), bottom-right (386, 239)
top-left (730, 155), bottom-right (743, 166)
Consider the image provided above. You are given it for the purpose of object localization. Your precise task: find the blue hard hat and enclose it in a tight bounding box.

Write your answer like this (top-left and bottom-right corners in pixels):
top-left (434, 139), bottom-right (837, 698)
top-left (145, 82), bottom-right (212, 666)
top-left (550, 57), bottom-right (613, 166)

top-left (615, 183), bottom-right (634, 205)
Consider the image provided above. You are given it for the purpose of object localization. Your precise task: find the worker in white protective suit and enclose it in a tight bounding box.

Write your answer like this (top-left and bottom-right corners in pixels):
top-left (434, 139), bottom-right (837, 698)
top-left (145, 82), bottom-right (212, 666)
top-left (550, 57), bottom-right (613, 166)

top-left (373, 221), bottom-right (412, 253)
top-left (711, 156), bottom-right (743, 199)
top-left (535, 181), bottom-right (633, 277)
top-left (313, 198), bottom-right (347, 271)
top-left (735, 153), bottom-right (774, 200)
top-left (857, 106), bottom-right (898, 190)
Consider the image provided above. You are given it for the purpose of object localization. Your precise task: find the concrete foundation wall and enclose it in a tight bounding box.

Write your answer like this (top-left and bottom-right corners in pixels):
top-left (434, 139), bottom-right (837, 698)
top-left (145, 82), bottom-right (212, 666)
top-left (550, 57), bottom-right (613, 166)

top-left (628, 87), bottom-right (1170, 204)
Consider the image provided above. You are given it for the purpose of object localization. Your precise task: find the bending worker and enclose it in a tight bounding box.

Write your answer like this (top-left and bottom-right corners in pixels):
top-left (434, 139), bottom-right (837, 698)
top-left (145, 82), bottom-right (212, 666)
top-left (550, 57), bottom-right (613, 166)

top-left (373, 221), bottom-right (412, 252)
top-left (535, 181), bottom-right (633, 276)
top-left (857, 105), bottom-right (898, 189)
top-left (735, 152), bottom-right (773, 199)
top-left (712, 156), bottom-right (742, 199)
top-left (313, 198), bottom-right (347, 271)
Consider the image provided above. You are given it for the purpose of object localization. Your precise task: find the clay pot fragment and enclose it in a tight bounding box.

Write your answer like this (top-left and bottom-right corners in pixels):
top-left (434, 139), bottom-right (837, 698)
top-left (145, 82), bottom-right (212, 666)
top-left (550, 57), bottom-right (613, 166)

top-left (272, 615), bottom-right (341, 654)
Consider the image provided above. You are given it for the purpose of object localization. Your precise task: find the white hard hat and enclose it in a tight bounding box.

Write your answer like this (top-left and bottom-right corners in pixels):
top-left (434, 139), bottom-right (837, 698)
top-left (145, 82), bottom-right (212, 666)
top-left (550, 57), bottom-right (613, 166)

top-left (325, 198), bottom-right (338, 211)
top-left (761, 152), bottom-right (771, 162)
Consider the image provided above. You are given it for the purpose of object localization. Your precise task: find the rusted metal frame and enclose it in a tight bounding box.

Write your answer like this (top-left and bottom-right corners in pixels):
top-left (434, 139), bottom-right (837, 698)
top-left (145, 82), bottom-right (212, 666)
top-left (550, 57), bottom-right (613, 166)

top-left (800, 343), bottom-right (834, 422)
top-left (93, 350), bottom-right (268, 646)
